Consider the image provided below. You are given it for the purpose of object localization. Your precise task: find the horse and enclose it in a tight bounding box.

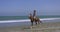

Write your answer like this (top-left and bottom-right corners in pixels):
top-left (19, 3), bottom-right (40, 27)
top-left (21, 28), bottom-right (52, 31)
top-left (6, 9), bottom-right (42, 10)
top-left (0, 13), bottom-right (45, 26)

top-left (29, 14), bottom-right (42, 26)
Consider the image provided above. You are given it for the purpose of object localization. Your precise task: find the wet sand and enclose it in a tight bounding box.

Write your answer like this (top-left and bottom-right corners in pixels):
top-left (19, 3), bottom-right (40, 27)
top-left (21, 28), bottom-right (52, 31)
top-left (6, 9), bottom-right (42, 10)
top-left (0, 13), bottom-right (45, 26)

top-left (0, 22), bottom-right (60, 32)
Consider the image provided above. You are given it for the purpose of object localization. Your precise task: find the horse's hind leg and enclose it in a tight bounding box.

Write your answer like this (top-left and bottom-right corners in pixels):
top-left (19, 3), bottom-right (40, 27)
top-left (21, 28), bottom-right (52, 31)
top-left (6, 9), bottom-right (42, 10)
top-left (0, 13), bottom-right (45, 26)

top-left (38, 21), bottom-right (40, 24)
top-left (38, 20), bottom-right (42, 24)
top-left (39, 19), bottom-right (42, 23)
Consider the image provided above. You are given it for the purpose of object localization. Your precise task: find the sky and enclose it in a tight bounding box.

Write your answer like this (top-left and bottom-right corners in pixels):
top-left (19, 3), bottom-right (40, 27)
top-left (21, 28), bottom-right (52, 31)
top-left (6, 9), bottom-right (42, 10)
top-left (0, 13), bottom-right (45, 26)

top-left (0, 0), bottom-right (60, 16)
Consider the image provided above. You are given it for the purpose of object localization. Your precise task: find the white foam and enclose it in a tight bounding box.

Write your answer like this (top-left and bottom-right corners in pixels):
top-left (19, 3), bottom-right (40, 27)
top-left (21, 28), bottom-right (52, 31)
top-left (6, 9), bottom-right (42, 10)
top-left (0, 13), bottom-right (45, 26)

top-left (0, 18), bottom-right (60, 23)
top-left (40, 18), bottom-right (60, 20)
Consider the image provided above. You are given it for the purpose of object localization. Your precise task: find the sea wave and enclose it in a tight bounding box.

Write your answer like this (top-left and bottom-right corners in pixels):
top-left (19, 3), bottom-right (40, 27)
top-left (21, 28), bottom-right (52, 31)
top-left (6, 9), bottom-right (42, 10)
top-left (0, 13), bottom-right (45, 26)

top-left (0, 18), bottom-right (60, 23)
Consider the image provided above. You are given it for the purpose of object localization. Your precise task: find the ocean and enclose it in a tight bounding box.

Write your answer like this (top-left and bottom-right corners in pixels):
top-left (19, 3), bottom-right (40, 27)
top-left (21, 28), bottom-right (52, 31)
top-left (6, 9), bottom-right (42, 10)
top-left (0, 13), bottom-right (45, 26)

top-left (0, 16), bottom-right (60, 21)
top-left (0, 16), bottom-right (60, 27)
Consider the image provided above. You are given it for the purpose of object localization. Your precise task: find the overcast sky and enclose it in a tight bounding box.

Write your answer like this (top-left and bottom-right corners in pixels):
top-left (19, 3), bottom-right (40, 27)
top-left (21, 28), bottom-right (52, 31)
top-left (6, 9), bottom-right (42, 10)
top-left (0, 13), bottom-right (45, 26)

top-left (0, 0), bottom-right (60, 16)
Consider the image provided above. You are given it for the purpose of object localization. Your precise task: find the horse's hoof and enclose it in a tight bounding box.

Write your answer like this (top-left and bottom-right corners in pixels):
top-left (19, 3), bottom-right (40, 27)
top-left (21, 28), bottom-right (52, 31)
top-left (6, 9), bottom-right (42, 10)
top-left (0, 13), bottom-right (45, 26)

top-left (30, 26), bottom-right (33, 29)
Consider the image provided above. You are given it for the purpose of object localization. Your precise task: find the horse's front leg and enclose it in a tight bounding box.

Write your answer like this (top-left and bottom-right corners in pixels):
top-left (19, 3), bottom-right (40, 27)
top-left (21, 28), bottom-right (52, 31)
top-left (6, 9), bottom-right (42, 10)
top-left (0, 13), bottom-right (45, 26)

top-left (31, 21), bottom-right (33, 26)
top-left (35, 21), bottom-right (37, 25)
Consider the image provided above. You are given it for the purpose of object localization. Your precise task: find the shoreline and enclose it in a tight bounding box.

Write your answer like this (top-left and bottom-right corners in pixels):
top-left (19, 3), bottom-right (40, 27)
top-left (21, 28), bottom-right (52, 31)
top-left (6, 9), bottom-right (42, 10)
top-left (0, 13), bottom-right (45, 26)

top-left (0, 22), bottom-right (60, 32)
top-left (0, 18), bottom-right (60, 27)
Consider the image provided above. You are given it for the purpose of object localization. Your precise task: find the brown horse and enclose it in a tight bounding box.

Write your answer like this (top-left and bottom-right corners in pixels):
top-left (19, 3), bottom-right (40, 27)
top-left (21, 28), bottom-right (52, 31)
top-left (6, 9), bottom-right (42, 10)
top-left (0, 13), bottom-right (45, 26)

top-left (29, 13), bottom-right (42, 26)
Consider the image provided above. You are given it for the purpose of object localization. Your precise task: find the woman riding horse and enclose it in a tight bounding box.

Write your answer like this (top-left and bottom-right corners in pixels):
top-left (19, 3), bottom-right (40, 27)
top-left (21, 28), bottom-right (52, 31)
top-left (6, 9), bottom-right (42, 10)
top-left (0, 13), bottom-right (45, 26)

top-left (29, 13), bottom-right (41, 26)
top-left (29, 10), bottom-right (42, 26)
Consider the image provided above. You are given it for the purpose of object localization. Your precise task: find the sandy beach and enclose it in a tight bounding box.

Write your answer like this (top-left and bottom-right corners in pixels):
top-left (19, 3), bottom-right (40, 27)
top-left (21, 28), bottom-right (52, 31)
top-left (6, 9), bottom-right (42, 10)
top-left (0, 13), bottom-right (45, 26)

top-left (0, 22), bottom-right (60, 32)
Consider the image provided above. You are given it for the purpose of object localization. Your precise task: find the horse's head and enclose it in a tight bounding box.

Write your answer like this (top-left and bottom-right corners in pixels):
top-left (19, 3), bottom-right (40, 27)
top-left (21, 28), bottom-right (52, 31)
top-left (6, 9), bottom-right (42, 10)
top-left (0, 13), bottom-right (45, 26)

top-left (28, 13), bottom-right (33, 19)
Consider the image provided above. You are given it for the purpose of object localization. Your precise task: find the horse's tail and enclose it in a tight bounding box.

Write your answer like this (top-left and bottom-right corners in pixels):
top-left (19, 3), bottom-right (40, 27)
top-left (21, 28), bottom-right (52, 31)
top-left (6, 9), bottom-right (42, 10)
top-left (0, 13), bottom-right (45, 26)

top-left (39, 19), bottom-right (42, 24)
